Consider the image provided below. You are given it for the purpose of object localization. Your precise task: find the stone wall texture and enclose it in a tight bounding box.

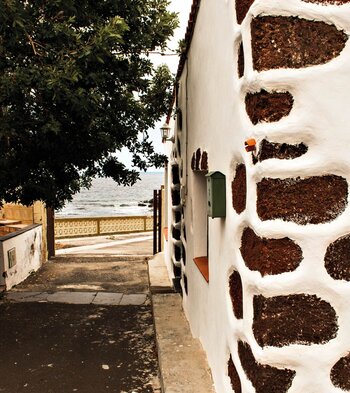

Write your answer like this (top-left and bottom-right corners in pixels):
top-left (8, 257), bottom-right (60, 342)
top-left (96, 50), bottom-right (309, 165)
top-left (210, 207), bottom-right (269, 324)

top-left (238, 42), bottom-right (244, 78)
top-left (251, 16), bottom-right (347, 71)
top-left (257, 176), bottom-right (348, 225)
top-left (171, 0), bottom-right (350, 390)
top-left (325, 234), bottom-right (350, 281)
top-left (238, 341), bottom-right (295, 393)
top-left (226, 1), bottom-right (350, 389)
top-left (229, 271), bottom-right (243, 319)
top-left (245, 90), bottom-right (294, 125)
top-left (331, 354), bottom-right (350, 390)
top-left (257, 140), bottom-right (308, 162)
top-left (235, 0), bottom-right (255, 24)
top-left (253, 294), bottom-right (338, 347)
top-left (228, 355), bottom-right (242, 393)
top-left (240, 227), bottom-right (302, 276)
top-left (231, 164), bottom-right (246, 214)
top-left (303, 0), bottom-right (350, 4)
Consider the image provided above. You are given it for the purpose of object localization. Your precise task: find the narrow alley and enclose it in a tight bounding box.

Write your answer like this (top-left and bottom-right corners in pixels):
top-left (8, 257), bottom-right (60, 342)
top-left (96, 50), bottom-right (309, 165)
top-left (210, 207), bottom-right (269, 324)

top-left (0, 233), bottom-right (214, 393)
top-left (0, 234), bottom-right (159, 393)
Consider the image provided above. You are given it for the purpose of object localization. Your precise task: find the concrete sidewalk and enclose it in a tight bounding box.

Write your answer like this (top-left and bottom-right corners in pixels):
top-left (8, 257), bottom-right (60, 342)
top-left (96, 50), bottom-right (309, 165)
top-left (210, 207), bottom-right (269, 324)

top-left (153, 293), bottom-right (215, 393)
top-left (148, 253), bottom-right (215, 393)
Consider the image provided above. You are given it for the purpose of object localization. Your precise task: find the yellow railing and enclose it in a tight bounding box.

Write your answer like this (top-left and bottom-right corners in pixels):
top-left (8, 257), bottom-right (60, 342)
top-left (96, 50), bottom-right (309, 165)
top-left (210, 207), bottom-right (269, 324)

top-left (55, 215), bottom-right (153, 239)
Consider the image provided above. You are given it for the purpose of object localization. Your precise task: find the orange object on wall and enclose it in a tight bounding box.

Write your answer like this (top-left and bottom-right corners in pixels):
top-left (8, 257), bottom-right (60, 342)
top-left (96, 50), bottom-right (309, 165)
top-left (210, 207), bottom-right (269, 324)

top-left (245, 138), bottom-right (256, 152)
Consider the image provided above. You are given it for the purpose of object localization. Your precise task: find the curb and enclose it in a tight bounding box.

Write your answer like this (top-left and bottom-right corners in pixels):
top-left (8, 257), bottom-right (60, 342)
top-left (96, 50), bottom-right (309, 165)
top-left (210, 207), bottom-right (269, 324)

top-left (148, 253), bottom-right (215, 393)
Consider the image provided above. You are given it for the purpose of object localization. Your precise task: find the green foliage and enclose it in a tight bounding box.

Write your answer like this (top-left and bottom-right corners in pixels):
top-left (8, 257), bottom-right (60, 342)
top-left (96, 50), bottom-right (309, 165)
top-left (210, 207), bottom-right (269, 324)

top-left (176, 38), bottom-right (187, 55)
top-left (0, 0), bottom-right (177, 208)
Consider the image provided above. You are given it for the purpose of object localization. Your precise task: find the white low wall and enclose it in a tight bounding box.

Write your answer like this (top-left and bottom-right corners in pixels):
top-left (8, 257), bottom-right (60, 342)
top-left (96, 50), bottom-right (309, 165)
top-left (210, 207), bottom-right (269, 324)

top-left (0, 225), bottom-right (43, 290)
top-left (55, 216), bottom-right (153, 239)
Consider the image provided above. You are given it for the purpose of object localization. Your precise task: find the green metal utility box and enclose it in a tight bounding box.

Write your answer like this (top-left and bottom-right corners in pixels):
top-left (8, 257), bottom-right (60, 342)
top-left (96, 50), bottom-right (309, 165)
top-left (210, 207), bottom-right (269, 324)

top-left (206, 171), bottom-right (226, 218)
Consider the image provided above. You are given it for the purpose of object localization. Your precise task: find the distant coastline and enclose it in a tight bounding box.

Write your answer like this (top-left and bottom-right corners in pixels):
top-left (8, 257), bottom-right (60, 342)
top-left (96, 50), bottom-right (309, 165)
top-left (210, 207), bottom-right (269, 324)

top-left (55, 172), bottom-right (163, 218)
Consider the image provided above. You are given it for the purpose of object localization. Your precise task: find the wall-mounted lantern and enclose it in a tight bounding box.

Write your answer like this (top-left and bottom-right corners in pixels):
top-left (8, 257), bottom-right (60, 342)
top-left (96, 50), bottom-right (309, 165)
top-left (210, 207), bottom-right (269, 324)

top-left (206, 171), bottom-right (226, 218)
top-left (160, 122), bottom-right (175, 143)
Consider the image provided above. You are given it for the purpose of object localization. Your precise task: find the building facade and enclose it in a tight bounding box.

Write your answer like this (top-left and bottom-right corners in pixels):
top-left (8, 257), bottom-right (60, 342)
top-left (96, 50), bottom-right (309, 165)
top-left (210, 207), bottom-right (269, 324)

top-left (164, 0), bottom-right (350, 392)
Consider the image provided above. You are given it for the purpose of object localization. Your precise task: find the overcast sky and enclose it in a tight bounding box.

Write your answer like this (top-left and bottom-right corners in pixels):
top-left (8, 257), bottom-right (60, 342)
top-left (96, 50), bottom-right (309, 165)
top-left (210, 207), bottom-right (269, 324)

top-left (152, 0), bottom-right (193, 74)
top-left (119, 0), bottom-right (193, 170)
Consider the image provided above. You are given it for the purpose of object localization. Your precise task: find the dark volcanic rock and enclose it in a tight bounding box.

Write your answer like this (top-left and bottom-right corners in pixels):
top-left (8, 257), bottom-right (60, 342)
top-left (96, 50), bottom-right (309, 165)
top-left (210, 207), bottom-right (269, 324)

top-left (251, 16), bottom-right (347, 71)
top-left (229, 271), bottom-right (243, 319)
top-left (331, 353), bottom-right (350, 390)
top-left (240, 227), bottom-right (302, 276)
top-left (238, 341), bottom-right (295, 393)
top-left (253, 294), bottom-right (338, 347)
top-left (325, 234), bottom-right (350, 281)
top-left (232, 164), bottom-right (246, 214)
top-left (245, 90), bottom-right (293, 125)
top-left (257, 175), bottom-right (348, 225)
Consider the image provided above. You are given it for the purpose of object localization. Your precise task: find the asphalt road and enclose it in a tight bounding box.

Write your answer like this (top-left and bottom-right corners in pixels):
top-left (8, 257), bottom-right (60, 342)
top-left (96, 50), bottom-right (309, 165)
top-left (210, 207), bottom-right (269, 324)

top-left (0, 235), bottom-right (160, 393)
top-left (0, 301), bottom-right (160, 393)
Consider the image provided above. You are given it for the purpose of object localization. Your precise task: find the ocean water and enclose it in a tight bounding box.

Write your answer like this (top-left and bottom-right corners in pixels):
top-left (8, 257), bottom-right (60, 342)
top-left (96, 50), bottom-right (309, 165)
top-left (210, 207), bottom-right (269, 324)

top-left (55, 172), bottom-right (164, 217)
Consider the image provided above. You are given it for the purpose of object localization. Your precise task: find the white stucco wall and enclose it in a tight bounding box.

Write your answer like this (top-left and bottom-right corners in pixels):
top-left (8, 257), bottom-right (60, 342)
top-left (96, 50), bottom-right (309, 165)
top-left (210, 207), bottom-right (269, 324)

top-left (178, 2), bottom-right (244, 392)
top-left (0, 225), bottom-right (43, 290)
top-left (165, 1), bottom-right (245, 391)
top-left (165, 0), bottom-right (350, 392)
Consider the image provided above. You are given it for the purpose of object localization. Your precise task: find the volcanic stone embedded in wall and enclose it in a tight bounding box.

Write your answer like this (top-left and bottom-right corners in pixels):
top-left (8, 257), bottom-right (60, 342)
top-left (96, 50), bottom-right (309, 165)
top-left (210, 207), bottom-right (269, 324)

top-left (258, 140), bottom-right (308, 162)
top-left (257, 175), bottom-right (348, 225)
top-left (235, 0), bottom-right (255, 24)
top-left (325, 234), bottom-right (350, 281)
top-left (183, 274), bottom-right (188, 295)
top-left (238, 341), bottom-right (295, 393)
top-left (172, 226), bottom-right (181, 241)
top-left (200, 151), bottom-right (208, 171)
top-left (229, 271), bottom-right (243, 319)
top-left (171, 189), bottom-right (181, 206)
top-left (240, 227), bottom-right (302, 276)
top-left (191, 148), bottom-right (208, 172)
top-left (331, 353), bottom-right (350, 391)
top-left (232, 164), bottom-right (246, 214)
top-left (303, 0), bottom-right (350, 4)
top-left (191, 153), bottom-right (196, 171)
top-left (172, 165), bottom-right (180, 185)
top-left (195, 148), bottom-right (201, 170)
top-left (251, 16), bottom-right (347, 71)
top-left (238, 42), bottom-right (244, 78)
top-left (174, 210), bottom-right (181, 223)
top-left (228, 355), bottom-right (242, 393)
top-left (253, 294), bottom-right (338, 347)
top-left (245, 90), bottom-right (294, 125)
top-left (174, 245), bottom-right (181, 262)
top-left (173, 263), bottom-right (181, 277)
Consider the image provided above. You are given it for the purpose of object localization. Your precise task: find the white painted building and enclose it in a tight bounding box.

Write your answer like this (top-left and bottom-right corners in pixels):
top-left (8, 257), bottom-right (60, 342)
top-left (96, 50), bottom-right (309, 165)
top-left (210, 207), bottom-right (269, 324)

top-left (0, 225), bottom-right (43, 290)
top-left (163, 0), bottom-right (350, 392)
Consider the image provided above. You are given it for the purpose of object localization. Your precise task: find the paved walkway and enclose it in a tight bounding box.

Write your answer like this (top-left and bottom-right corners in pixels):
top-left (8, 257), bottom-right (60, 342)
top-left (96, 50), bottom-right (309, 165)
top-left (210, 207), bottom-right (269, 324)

top-left (56, 232), bottom-right (153, 256)
top-left (0, 302), bottom-right (160, 393)
top-left (0, 235), bottom-right (215, 393)
top-left (6, 290), bottom-right (147, 306)
top-left (12, 255), bottom-right (150, 294)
